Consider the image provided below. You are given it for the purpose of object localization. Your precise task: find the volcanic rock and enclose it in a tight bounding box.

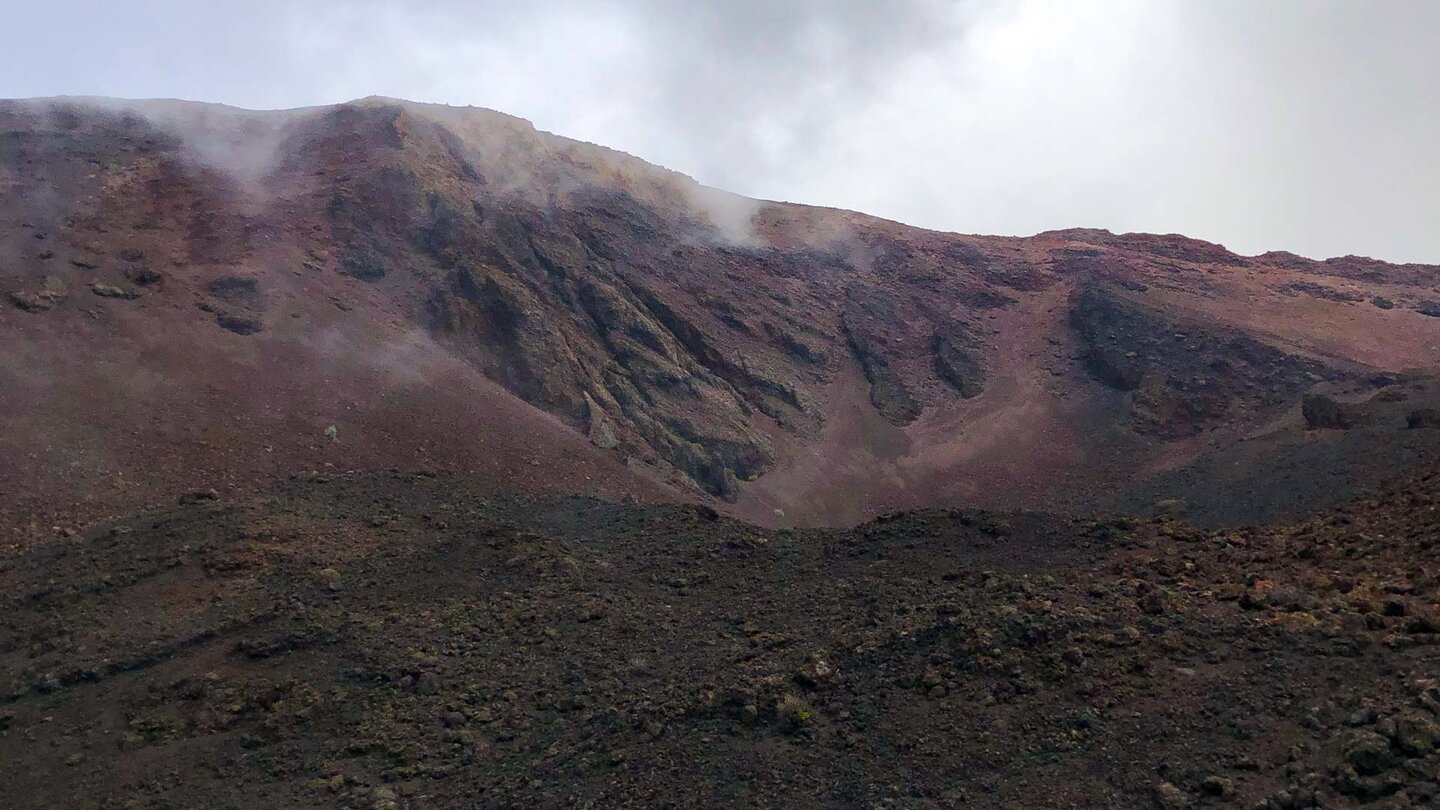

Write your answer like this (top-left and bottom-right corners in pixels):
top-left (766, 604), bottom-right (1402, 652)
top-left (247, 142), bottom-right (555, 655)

top-left (1407, 408), bottom-right (1440, 429)
top-left (1302, 394), bottom-right (1352, 430)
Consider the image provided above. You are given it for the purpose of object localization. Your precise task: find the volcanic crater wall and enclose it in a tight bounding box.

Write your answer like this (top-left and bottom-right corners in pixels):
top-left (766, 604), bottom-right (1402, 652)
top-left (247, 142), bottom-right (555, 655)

top-left (4, 96), bottom-right (1440, 529)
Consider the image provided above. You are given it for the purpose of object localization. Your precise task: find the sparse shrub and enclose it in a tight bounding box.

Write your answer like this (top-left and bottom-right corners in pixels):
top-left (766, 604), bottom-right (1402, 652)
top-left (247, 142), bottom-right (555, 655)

top-left (776, 694), bottom-right (813, 733)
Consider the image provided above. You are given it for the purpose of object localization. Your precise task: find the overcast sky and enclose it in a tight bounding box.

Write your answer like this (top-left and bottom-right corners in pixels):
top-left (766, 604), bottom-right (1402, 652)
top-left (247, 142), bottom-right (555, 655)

top-left (3, 1), bottom-right (1437, 263)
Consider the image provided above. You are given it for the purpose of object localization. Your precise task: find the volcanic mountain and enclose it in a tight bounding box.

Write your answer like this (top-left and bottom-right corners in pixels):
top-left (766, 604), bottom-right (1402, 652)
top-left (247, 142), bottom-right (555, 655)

top-left (3, 96), bottom-right (1440, 543)
top-left (5, 97), bottom-right (1440, 810)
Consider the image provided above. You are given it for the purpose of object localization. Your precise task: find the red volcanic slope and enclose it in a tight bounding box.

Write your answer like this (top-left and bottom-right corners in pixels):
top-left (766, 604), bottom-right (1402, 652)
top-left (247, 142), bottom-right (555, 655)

top-left (2, 96), bottom-right (1439, 542)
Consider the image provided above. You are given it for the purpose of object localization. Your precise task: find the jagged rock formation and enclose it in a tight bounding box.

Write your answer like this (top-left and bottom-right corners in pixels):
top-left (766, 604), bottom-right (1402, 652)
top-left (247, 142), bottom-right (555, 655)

top-left (1069, 285), bottom-right (1352, 437)
top-left (1303, 394), bottom-right (1354, 430)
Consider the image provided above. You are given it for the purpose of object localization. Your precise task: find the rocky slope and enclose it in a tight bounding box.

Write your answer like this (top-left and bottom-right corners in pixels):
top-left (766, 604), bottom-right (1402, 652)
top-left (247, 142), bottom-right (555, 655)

top-left (3, 96), bottom-right (1440, 543)
top-left (2, 464), bottom-right (1438, 808)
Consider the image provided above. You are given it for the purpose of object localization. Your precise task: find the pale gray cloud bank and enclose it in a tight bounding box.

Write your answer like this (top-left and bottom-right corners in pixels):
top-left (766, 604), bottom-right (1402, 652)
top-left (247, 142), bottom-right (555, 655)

top-left (3, 0), bottom-right (1437, 262)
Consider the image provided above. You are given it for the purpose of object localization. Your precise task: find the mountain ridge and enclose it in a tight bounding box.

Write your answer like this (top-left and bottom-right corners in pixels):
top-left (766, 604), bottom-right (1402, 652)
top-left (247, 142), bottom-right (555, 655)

top-left (24, 95), bottom-right (1435, 264)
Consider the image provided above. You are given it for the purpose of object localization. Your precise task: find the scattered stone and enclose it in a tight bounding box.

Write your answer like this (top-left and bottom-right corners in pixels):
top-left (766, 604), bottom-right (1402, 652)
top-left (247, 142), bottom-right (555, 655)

top-left (1407, 408), bottom-right (1440, 429)
top-left (1153, 498), bottom-right (1187, 519)
top-left (1138, 588), bottom-right (1173, 615)
top-left (1410, 782), bottom-right (1439, 804)
top-left (796, 654), bottom-right (834, 686)
top-left (1343, 730), bottom-right (1399, 775)
top-left (206, 276), bottom-right (262, 304)
top-left (1199, 775), bottom-right (1234, 798)
top-left (91, 283), bottom-right (139, 300)
top-left (8, 290), bottom-right (57, 312)
top-left (1392, 713), bottom-right (1440, 756)
top-left (216, 313), bottom-right (264, 335)
top-left (1334, 765), bottom-right (1404, 800)
top-left (1302, 394), bottom-right (1352, 430)
top-left (339, 250), bottom-right (390, 282)
top-left (1347, 708), bottom-right (1378, 726)
top-left (1153, 780), bottom-right (1191, 808)
top-left (124, 266), bottom-right (164, 286)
